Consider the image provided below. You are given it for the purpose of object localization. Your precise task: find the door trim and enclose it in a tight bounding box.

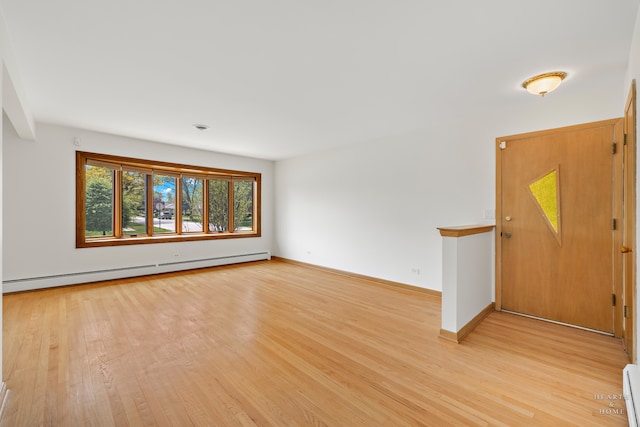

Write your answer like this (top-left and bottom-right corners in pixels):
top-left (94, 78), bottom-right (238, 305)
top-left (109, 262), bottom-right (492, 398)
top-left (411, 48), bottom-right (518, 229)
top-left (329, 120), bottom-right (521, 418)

top-left (623, 80), bottom-right (637, 362)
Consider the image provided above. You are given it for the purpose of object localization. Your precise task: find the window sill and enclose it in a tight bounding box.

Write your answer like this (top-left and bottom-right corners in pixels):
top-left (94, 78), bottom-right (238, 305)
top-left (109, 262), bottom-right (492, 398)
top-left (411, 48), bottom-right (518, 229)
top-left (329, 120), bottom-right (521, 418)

top-left (78, 231), bottom-right (260, 248)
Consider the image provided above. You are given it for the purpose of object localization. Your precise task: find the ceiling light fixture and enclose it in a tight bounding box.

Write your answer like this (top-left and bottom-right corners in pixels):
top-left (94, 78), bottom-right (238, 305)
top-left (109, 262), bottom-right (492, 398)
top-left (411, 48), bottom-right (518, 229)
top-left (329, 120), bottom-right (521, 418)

top-left (522, 71), bottom-right (567, 96)
top-left (193, 124), bottom-right (210, 131)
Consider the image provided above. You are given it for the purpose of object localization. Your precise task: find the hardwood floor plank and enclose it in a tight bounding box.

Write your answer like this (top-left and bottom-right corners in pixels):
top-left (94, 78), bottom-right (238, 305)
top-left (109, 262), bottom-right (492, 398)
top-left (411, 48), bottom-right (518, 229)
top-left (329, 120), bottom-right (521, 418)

top-left (2, 260), bottom-right (631, 426)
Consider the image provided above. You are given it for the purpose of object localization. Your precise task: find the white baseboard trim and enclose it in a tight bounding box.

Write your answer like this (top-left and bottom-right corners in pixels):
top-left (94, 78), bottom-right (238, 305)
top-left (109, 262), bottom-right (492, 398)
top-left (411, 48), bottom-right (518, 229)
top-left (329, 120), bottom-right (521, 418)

top-left (3, 251), bottom-right (271, 293)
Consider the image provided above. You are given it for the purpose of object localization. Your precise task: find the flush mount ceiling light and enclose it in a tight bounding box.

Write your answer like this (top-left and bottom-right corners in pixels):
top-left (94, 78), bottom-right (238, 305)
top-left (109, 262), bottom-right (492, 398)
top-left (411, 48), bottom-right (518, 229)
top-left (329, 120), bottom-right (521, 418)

top-left (522, 71), bottom-right (567, 96)
top-left (193, 124), bottom-right (210, 131)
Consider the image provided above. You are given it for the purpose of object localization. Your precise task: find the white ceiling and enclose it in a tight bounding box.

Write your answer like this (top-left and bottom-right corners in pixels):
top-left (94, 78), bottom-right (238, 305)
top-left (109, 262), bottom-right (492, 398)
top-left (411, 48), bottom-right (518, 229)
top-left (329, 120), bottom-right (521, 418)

top-left (1, 0), bottom-right (638, 160)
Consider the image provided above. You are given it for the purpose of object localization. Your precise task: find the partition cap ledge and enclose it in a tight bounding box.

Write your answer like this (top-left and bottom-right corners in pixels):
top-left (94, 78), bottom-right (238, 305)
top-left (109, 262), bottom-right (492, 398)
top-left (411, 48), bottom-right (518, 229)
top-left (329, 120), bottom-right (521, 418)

top-left (437, 225), bottom-right (495, 238)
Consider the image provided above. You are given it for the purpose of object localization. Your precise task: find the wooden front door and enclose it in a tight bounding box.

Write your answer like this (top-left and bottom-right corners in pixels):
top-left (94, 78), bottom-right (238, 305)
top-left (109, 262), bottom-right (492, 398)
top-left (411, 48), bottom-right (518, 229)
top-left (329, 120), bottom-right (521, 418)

top-left (497, 119), bottom-right (623, 334)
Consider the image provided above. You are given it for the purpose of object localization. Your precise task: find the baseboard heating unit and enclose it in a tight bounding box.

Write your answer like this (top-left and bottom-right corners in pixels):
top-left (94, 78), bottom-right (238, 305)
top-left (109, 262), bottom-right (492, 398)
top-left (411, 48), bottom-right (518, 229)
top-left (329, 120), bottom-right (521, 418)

top-left (3, 251), bottom-right (271, 293)
top-left (624, 364), bottom-right (639, 427)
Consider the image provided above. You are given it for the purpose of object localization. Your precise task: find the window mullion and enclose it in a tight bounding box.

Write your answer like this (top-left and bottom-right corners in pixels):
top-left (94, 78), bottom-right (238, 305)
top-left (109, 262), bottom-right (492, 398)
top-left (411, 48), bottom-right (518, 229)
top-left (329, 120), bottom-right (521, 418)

top-left (146, 174), bottom-right (154, 236)
top-left (176, 175), bottom-right (183, 235)
top-left (254, 179), bottom-right (260, 233)
top-left (114, 169), bottom-right (123, 238)
top-left (228, 180), bottom-right (234, 233)
top-left (203, 179), bottom-right (210, 233)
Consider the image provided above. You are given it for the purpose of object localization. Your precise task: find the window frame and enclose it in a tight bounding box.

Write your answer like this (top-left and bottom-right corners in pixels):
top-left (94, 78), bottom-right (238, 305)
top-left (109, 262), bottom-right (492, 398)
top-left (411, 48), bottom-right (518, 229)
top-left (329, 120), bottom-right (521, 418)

top-left (76, 151), bottom-right (261, 248)
top-left (121, 167), bottom-right (151, 237)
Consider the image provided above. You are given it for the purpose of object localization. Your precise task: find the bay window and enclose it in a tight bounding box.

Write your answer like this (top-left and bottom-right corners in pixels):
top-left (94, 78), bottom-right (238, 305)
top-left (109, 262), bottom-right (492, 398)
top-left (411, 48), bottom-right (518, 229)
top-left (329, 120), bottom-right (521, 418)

top-left (77, 151), bottom-right (261, 248)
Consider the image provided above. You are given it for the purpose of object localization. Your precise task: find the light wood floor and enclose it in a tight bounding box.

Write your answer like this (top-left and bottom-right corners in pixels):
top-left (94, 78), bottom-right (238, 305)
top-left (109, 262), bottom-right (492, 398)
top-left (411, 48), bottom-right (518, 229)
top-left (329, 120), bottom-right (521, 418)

top-left (2, 260), bottom-right (631, 426)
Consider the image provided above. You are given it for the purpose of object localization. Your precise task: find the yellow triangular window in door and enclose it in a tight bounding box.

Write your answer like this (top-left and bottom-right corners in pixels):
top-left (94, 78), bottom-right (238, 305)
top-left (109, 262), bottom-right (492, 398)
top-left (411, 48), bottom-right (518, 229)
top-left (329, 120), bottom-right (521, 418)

top-left (528, 167), bottom-right (561, 245)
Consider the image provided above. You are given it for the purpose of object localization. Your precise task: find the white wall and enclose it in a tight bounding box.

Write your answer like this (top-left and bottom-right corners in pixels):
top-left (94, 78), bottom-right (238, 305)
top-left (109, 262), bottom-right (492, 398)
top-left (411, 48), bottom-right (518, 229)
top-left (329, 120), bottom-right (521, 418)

top-left (440, 230), bottom-right (494, 333)
top-left (625, 3), bottom-right (640, 363)
top-left (274, 82), bottom-right (626, 291)
top-left (0, 3), bottom-right (32, 386)
top-left (274, 124), bottom-right (493, 290)
top-left (2, 122), bottom-right (274, 287)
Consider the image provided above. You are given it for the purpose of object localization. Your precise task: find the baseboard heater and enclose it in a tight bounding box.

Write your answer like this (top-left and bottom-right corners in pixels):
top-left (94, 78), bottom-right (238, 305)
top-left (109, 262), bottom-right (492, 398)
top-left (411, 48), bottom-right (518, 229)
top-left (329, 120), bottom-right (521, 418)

top-left (624, 364), bottom-right (639, 427)
top-left (2, 251), bottom-right (271, 293)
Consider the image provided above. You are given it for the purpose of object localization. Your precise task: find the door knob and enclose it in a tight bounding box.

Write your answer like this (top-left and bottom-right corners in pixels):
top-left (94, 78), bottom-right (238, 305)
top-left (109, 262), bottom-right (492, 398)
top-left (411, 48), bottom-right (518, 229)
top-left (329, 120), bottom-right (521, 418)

top-left (621, 246), bottom-right (633, 253)
top-left (503, 232), bottom-right (512, 239)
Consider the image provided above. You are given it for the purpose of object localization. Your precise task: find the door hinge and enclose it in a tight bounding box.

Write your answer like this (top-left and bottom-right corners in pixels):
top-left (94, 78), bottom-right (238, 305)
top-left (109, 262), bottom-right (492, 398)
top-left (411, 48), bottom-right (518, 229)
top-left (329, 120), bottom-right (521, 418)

top-left (612, 218), bottom-right (617, 230)
top-left (624, 305), bottom-right (628, 318)
top-left (499, 141), bottom-right (506, 150)
top-left (612, 293), bottom-right (616, 306)
top-left (612, 142), bottom-right (617, 154)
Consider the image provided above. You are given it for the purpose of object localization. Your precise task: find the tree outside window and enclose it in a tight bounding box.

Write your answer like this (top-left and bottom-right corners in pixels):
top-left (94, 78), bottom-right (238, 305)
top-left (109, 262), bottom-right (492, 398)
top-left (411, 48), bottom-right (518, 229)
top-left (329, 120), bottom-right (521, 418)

top-left (85, 165), bottom-right (114, 236)
top-left (234, 181), bottom-right (253, 231)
